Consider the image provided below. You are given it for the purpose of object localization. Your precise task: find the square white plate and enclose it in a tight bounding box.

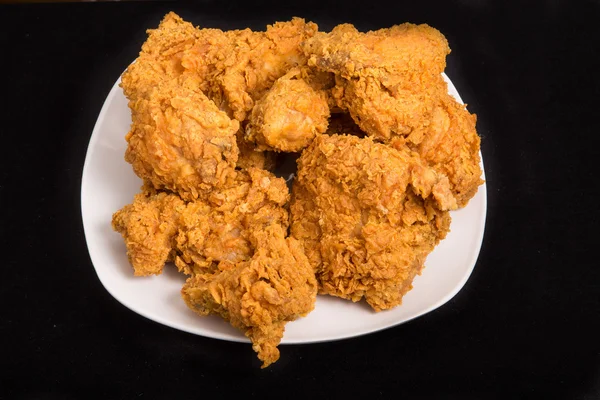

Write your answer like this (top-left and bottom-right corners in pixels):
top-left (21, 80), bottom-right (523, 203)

top-left (81, 73), bottom-right (487, 343)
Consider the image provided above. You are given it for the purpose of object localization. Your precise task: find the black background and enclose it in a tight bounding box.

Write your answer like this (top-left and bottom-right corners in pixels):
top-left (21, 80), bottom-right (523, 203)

top-left (1, 0), bottom-right (599, 398)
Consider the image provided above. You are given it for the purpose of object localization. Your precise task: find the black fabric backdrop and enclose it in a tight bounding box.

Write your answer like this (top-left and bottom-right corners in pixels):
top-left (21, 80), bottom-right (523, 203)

top-left (0, 1), bottom-right (598, 398)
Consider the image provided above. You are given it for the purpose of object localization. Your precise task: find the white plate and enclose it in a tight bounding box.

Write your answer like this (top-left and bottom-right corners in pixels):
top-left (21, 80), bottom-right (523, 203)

top-left (81, 73), bottom-right (487, 344)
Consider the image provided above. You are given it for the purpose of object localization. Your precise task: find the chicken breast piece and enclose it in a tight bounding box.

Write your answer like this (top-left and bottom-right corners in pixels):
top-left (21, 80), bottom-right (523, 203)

top-left (290, 134), bottom-right (455, 311)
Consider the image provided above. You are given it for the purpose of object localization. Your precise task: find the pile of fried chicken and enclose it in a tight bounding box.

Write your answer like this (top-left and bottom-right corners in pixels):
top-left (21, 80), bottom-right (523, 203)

top-left (112, 12), bottom-right (483, 368)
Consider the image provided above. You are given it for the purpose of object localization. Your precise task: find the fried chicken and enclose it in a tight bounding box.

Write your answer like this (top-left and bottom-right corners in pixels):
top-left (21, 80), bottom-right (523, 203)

top-left (120, 13), bottom-right (321, 200)
top-left (120, 13), bottom-right (243, 199)
top-left (122, 76), bottom-right (240, 200)
top-left (290, 134), bottom-right (455, 311)
top-left (245, 69), bottom-right (330, 152)
top-left (392, 94), bottom-right (484, 207)
top-left (303, 23), bottom-right (482, 206)
top-left (120, 12), bottom-right (200, 103)
top-left (175, 168), bottom-right (290, 275)
top-left (181, 18), bottom-right (318, 121)
top-left (113, 169), bottom-right (311, 367)
top-left (112, 13), bottom-right (485, 367)
top-left (112, 191), bottom-right (186, 276)
top-left (112, 168), bottom-right (290, 277)
top-left (182, 224), bottom-right (317, 368)
top-left (303, 23), bottom-right (450, 142)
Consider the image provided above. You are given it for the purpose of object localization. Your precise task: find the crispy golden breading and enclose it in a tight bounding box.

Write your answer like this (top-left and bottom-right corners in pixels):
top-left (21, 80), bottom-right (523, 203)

top-left (112, 168), bottom-right (289, 277)
top-left (121, 14), bottom-right (242, 199)
top-left (123, 77), bottom-right (240, 200)
top-left (290, 134), bottom-right (455, 311)
top-left (246, 69), bottom-right (330, 152)
top-left (392, 94), bottom-right (483, 207)
top-left (112, 192), bottom-right (186, 276)
top-left (303, 23), bottom-right (450, 142)
top-left (182, 224), bottom-right (317, 368)
top-left (303, 24), bottom-right (482, 206)
top-left (120, 12), bottom-right (200, 102)
top-left (181, 18), bottom-right (318, 121)
top-left (175, 168), bottom-right (290, 275)
top-left (112, 12), bottom-right (484, 368)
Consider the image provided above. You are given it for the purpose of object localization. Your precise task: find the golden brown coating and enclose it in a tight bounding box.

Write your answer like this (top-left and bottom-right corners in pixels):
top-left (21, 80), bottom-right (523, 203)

top-left (120, 12), bottom-right (200, 102)
top-left (113, 13), bottom-right (485, 368)
top-left (112, 168), bottom-right (290, 277)
top-left (245, 69), bottom-right (330, 152)
top-left (182, 18), bottom-right (318, 121)
top-left (303, 23), bottom-right (450, 142)
top-left (290, 134), bottom-right (455, 311)
top-left (304, 23), bottom-right (482, 206)
top-left (123, 77), bottom-right (240, 200)
top-left (112, 192), bottom-right (186, 276)
top-left (174, 168), bottom-right (290, 275)
top-left (392, 94), bottom-right (484, 207)
top-left (120, 14), bottom-right (241, 199)
top-left (182, 224), bottom-right (317, 368)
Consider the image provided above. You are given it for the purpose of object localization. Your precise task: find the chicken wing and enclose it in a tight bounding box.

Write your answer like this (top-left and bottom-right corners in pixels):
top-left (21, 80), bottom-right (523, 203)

top-left (112, 191), bottom-right (186, 276)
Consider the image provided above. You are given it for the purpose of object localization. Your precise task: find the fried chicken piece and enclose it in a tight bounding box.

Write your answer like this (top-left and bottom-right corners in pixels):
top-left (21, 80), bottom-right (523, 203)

top-left (182, 18), bottom-right (318, 121)
top-left (181, 224), bottom-right (318, 368)
top-left (112, 168), bottom-right (290, 277)
top-left (112, 192), bottom-right (186, 276)
top-left (121, 13), bottom-right (239, 201)
top-left (303, 23), bottom-right (450, 142)
top-left (245, 69), bottom-right (330, 152)
top-left (174, 168), bottom-right (290, 275)
top-left (290, 134), bottom-right (455, 311)
top-left (121, 12), bottom-right (200, 102)
top-left (123, 76), bottom-right (240, 200)
top-left (392, 94), bottom-right (484, 207)
top-left (304, 23), bottom-right (483, 206)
